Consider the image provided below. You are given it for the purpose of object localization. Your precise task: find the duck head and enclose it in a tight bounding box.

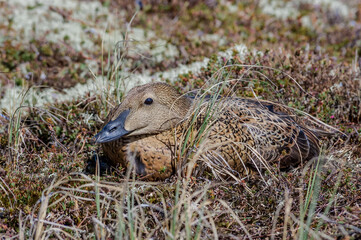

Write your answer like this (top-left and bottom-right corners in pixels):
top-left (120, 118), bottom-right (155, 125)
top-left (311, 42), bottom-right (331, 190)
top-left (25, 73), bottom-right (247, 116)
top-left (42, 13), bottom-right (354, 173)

top-left (94, 82), bottom-right (192, 143)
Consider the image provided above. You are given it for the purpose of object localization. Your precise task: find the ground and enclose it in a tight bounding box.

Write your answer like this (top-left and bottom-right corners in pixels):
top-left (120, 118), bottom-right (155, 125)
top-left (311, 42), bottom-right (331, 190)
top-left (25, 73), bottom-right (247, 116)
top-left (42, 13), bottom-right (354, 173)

top-left (0, 0), bottom-right (360, 239)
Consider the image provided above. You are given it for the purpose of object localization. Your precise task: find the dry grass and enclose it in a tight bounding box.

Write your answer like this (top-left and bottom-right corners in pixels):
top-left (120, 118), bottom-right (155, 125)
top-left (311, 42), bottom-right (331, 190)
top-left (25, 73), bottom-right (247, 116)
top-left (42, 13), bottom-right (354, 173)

top-left (7, 147), bottom-right (361, 239)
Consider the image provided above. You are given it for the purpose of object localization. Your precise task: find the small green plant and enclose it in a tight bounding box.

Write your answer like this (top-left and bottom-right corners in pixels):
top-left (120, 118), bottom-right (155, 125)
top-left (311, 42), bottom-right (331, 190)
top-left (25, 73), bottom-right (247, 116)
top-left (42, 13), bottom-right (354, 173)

top-left (7, 85), bottom-right (32, 158)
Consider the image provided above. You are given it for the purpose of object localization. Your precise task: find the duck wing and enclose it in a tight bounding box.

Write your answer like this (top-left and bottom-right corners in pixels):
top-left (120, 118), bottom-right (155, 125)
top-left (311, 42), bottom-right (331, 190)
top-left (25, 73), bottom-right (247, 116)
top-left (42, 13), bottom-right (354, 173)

top-left (216, 99), bottom-right (320, 170)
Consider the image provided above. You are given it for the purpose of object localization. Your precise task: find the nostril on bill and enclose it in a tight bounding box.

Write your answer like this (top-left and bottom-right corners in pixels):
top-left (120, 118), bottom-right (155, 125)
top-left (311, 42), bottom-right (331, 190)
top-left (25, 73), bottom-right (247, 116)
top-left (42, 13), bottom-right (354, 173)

top-left (109, 127), bottom-right (117, 133)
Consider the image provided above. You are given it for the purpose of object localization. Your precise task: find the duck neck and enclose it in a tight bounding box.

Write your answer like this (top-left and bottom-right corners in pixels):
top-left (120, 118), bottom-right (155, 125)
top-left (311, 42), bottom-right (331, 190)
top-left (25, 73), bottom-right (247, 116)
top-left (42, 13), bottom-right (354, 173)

top-left (165, 95), bottom-right (192, 120)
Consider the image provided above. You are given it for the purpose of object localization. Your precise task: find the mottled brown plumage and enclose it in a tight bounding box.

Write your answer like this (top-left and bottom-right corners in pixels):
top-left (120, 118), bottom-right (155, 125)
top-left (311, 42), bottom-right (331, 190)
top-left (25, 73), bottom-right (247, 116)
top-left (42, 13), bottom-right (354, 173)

top-left (95, 82), bottom-right (320, 180)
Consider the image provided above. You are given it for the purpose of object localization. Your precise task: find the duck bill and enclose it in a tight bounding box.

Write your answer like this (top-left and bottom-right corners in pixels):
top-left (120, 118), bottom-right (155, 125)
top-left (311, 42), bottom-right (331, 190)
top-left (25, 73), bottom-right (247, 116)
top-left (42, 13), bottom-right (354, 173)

top-left (94, 110), bottom-right (130, 143)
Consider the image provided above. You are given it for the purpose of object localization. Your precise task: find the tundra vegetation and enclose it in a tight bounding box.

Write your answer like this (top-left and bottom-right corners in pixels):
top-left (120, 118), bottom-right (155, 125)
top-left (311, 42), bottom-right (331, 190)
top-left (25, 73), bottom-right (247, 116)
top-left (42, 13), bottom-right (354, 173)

top-left (0, 0), bottom-right (360, 239)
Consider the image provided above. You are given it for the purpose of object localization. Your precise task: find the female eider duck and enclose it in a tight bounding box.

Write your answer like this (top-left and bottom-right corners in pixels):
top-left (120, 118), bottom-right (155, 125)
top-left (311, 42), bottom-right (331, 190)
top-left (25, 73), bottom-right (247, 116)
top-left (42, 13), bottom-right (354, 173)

top-left (94, 82), bottom-right (320, 180)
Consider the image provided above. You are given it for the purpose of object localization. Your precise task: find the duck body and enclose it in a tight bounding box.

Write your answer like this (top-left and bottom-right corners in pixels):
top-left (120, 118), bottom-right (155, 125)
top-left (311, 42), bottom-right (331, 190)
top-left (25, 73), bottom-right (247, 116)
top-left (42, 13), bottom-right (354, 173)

top-left (95, 82), bottom-right (320, 180)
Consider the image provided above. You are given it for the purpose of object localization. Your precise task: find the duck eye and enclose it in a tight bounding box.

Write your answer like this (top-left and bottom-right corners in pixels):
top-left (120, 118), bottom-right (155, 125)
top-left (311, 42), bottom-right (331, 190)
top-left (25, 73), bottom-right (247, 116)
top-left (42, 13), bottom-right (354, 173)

top-left (144, 98), bottom-right (153, 105)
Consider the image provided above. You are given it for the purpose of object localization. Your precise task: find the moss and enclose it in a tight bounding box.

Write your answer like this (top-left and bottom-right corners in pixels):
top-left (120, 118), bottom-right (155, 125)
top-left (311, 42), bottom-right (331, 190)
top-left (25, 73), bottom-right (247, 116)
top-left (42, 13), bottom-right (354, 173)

top-left (39, 44), bottom-right (54, 56)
